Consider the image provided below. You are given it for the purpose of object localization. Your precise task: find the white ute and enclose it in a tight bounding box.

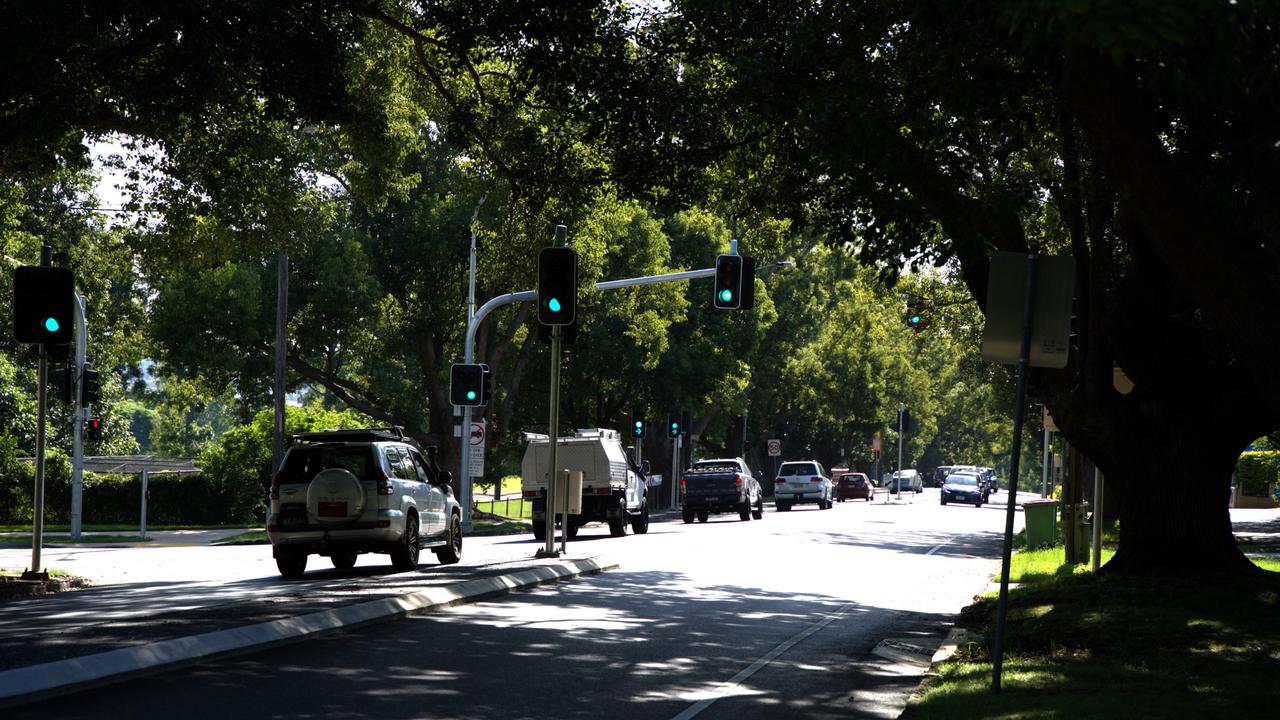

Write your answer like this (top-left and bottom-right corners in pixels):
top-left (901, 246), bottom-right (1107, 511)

top-left (521, 428), bottom-right (651, 540)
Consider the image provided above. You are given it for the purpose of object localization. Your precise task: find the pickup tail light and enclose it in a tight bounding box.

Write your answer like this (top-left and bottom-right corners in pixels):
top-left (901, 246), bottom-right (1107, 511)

top-left (523, 489), bottom-right (541, 499)
top-left (734, 475), bottom-right (744, 486)
top-left (681, 479), bottom-right (686, 493)
top-left (374, 467), bottom-right (393, 495)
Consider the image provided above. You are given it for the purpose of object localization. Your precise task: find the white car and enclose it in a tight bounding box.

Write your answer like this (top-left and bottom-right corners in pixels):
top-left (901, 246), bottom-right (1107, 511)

top-left (773, 460), bottom-right (833, 511)
top-left (266, 427), bottom-right (462, 577)
top-left (886, 469), bottom-right (923, 493)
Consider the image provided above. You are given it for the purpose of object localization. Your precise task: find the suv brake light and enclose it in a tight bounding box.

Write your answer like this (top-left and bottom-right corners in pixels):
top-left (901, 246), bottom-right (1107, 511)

top-left (374, 466), bottom-right (393, 495)
top-left (775, 477), bottom-right (785, 484)
top-left (812, 476), bottom-right (822, 483)
top-left (270, 471), bottom-right (282, 500)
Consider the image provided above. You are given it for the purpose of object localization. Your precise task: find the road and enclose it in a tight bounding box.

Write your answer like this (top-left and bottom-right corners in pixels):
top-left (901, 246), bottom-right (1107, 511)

top-left (8, 488), bottom-right (1026, 719)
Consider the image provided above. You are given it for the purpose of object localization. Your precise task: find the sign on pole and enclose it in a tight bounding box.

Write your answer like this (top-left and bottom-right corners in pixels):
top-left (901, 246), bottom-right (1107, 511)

top-left (871, 431), bottom-right (883, 453)
top-left (981, 253), bottom-right (1075, 368)
top-left (767, 439), bottom-right (781, 457)
top-left (469, 422), bottom-right (485, 476)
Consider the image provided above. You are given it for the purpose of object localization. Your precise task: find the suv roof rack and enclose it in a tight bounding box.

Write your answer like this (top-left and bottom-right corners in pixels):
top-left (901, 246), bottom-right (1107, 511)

top-left (288, 426), bottom-right (419, 447)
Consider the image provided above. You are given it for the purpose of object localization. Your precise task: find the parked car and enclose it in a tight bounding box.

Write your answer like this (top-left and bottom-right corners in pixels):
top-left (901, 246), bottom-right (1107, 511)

top-left (885, 469), bottom-right (923, 494)
top-left (833, 470), bottom-right (873, 502)
top-left (266, 427), bottom-right (462, 578)
top-left (774, 460), bottom-right (833, 510)
top-left (932, 466), bottom-right (954, 488)
top-left (941, 471), bottom-right (988, 506)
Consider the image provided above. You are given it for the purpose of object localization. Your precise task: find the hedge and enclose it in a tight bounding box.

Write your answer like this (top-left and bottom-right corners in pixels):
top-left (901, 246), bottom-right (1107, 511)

top-left (1235, 451), bottom-right (1280, 498)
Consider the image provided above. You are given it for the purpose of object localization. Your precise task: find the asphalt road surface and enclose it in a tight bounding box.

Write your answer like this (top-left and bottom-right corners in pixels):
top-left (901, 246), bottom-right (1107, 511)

top-left (10, 488), bottom-right (1026, 719)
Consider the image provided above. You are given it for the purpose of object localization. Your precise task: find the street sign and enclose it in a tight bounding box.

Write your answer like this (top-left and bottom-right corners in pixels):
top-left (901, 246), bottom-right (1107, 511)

top-left (981, 253), bottom-right (1075, 369)
top-left (871, 431), bottom-right (883, 453)
top-left (767, 439), bottom-right (781, 457)
top-left (469, 422), bottom-right (485, 476)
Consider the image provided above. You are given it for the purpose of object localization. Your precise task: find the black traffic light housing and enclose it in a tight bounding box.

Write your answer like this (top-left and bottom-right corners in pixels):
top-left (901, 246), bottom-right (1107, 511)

top-left (80, 365), bottom-right (99, 407)
top-left (537, 246), bottom-right (578, 325)
top-left (713, 255), bottom-right (743, 310)
top-left (50, 364), bottom-right (73, 405)
top-left (85, 416), bottom-right (102, 443)
top-left (667, 414), bottom-right (682, 438)
top-left (12, 265), bottom-right (75, 345)
top-left (905, 300), bottom-right (926, 331)
top-left (631, 415), bottom-right (646, 439)
top-left (450, 363), bottom-right (487, 407)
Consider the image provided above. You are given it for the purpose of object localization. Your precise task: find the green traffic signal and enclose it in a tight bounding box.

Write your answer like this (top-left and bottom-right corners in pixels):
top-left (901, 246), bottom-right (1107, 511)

top-left (44, 318), bottom-right (60, 332)
top-left (466, 390), bottom-right (477, 401)
top-left (548, 298), bottom-right (562, 312)
top-left (719, 289), bottom-right (733, 303)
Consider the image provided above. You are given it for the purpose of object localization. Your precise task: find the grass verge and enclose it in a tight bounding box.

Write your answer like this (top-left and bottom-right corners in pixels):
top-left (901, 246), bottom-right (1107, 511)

top-left (904, 557), bottom-right (1280, 719)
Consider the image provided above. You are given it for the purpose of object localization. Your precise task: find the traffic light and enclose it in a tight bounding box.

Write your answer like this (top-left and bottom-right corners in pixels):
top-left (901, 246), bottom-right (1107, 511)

top-left (668, 414), bottom-right (682, 438)
top-left (450, 363), bottom-right (487, 407)
top-left (85, 416), bottom-right (102, 443)
top-left (80, 365), bottom-right (99, 406)
top-left (905, 300), bottom-right (926, 331)
top-left (713, 255), bottom-right (743, 309)
top-left (537, 246), bottom-right (578, 325)
top-left (12, 265), bottom-right (75, 344)
top-left (631, 416), bottom-right (646, 439)
top-left (50, 364), bottom-right (73, 405)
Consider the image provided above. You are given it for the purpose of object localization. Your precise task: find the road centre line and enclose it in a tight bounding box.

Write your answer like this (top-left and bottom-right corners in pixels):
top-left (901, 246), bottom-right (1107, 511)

top-left (669, 601), bottom-right (856, 720)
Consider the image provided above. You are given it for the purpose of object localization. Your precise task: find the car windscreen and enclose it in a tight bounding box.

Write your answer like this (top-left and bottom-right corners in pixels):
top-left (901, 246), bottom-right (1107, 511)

top-left (279, 446), bottom-right (376, 484)
top-left (779, 463), bottom-right (818, 476)
top-left (947, 474), bottom-right (979, 486)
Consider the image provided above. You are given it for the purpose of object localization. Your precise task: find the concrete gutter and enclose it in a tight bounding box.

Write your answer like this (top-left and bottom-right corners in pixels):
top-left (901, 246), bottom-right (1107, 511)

top-left (0, 556), bottom-right (614, 708)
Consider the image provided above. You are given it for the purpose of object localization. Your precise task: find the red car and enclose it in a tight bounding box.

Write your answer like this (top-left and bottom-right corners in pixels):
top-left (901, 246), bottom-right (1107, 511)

top-left (833, 471), bottom-right (873, 502)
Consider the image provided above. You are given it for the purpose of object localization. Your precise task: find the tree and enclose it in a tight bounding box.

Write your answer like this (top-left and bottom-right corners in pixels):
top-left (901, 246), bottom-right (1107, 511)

top-left (475, 2), bottom-right (1279, 574)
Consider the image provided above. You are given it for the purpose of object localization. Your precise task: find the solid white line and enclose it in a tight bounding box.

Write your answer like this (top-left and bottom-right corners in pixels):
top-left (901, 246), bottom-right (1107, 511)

top-left (669, 601), bottom-right (856, 720)
top-left (926, 540), bottom-right (951, 556)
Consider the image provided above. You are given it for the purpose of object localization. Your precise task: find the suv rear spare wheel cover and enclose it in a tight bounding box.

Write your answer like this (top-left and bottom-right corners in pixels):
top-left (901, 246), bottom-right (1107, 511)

top-left (306, 468), bottom-right (366, 525)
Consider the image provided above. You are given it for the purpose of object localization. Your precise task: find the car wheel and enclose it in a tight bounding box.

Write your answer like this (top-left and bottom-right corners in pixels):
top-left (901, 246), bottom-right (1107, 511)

top-left (436, 511), bottom-right (462, 564)
top-left (739, 501), bottom-right (752, 521)
top-left (697, 510), bottom-right (709, 523)
top-left (752, 497), bottom-right (764, 520)
top-left (777, 502), bottom-right (790, 512)
top-left (566, 519), bottom-right (580, 539)
top-left (631, 503), bottom-right (650, 534)
top-left (330, 551), bottom-right (357, 570)
top-left (391, 513), bottom-right (420, 571)
top-left (682, 507), bottom-right (695, 524)
top-left (941, 496), bottom-right (948, 505)
top-left (276, 551), bottom-right (307, 578)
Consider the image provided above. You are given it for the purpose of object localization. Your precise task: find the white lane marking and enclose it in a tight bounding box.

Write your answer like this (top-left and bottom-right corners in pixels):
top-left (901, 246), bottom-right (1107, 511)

top-left (926, 539), bottom-right (951, 556)
top-left (669, 601), bottom-right (856, 720)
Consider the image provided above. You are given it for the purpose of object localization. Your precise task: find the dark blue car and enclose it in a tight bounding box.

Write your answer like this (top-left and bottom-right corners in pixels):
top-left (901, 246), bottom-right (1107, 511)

top-left (941, 472), bottom-right (987, 507)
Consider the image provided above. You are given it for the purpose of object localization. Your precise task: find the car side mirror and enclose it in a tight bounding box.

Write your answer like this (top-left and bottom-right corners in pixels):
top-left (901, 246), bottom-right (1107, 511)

top-left (437, 470), bottom-right (453, 487)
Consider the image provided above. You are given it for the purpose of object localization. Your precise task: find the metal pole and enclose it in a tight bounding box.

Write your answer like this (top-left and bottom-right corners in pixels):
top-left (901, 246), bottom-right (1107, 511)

top-left (896, 403), bottom-right (904, 501)
top-left (272, 249), bottom-right (288, 476)
top-left (29, 343), bottom-right (48, 577)
top-left (1092, 470), bottom-right (1104, 572)
top-left (139, 469), bottom-right (149, 540)
top-left (1041, 423), bottom-right (1050, 498)
top-left (992, 252), bottom-right (1039, 693)
top-left (459, 196), bottom-right (484, 531)
top-left (670, 436), bottom-right (679, 510)
top-left (559, 469), bottom-right (568, 555)
top-left (537, 324), bottom-right (562, 558)
top-left (70, 294), bottom-right (87, 539)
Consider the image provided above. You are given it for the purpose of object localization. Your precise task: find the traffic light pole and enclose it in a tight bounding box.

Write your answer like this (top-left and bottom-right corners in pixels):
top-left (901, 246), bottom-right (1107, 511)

top-left (27, 343), bottom-right (49, 579)
top-left (537, 324), bottom-right (563, 558)
top-left (70, 294), bottom-right (87, 540)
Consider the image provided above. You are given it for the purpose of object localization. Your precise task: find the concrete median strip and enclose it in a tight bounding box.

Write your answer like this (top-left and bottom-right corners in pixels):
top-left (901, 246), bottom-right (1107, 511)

top-left (0, 556), bottom-right (615, 708)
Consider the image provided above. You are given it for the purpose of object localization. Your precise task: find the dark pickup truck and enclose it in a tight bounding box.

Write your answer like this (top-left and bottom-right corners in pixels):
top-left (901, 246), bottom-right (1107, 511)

top-left (680, 458), bottom-right (764, 523)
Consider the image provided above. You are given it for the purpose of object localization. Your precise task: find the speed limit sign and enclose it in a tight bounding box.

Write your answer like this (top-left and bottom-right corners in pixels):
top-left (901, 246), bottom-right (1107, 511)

top-left (767, 439), bottom-right (781, 457)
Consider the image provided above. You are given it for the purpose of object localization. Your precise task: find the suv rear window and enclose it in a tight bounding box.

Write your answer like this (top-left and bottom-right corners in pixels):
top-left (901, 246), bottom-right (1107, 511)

top-left (779, 463), bottom-right (820, 476)
top-left (279, 446), bottom-right (376, 484)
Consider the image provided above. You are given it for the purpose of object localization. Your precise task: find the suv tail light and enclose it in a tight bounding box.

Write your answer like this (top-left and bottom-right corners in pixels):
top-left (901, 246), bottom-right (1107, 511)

top-left (270, 471), bottom-right (282, 500)
top-left (812, 476), bottom-right (822, 483)
top-left (374, 466), bottom-right (393, 495)
top-left (775, 477), bottom-right (785, 484)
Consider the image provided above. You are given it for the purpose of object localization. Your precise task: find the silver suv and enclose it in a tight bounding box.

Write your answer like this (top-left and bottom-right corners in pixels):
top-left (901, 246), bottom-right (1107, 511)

top-left (266, 427), bottom-right (462, 578)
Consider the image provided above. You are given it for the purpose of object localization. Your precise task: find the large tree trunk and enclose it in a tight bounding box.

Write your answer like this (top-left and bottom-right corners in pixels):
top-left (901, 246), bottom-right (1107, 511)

top-left (1095, 413), bottom-right (1254, 575)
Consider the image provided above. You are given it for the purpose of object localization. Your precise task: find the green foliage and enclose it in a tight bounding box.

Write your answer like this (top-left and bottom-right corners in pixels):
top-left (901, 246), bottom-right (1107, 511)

top-left (197, 404), bottom-right (374, 522)
top-left (1235, 451), bottom-right (1280, 498)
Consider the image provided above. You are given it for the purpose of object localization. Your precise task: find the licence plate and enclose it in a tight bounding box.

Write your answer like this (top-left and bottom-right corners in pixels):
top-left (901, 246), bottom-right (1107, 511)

top-left (318, 501), bottom-right (347, 517)
top-left (279, 513), bottom-right (306, 530)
